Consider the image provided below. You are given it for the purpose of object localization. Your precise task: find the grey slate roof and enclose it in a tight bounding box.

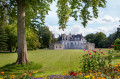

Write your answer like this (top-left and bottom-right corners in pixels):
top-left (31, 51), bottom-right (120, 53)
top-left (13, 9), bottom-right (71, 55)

top-left (58, 34), bottom-right (84, 41)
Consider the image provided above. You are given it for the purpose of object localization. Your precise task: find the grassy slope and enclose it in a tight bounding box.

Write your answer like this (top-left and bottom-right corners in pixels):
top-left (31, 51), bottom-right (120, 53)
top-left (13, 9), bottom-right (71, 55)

top-left (0, 49), bottom-right (120, 75)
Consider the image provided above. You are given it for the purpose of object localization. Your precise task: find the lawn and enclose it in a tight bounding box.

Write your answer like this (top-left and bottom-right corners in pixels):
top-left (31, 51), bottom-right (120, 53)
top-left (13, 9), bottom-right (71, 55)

top-left (0, 49), bottom-right (120, 76)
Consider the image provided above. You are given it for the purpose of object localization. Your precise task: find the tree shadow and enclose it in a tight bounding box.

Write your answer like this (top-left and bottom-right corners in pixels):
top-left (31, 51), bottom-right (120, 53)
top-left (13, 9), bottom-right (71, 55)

top-left (0, 62), bottom-right (42, 72)
top-left (0, 51), bottom-right (16, 53)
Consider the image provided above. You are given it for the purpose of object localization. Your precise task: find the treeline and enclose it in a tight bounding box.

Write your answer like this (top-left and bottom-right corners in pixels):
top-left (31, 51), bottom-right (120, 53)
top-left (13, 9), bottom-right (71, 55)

top-left (0, 24), bottom-right (56, 52)
top-left (85, 32), bottom-right (117, 48)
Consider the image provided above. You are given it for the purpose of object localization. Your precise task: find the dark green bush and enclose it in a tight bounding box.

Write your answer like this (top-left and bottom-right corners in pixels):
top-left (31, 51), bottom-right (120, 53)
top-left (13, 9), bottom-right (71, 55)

top-left (114, 38), bottom-right (120, 51)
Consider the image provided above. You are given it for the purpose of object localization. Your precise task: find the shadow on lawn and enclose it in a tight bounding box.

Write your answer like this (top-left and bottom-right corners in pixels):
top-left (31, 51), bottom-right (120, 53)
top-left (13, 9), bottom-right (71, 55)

top-left (0, 62), bottom-right (42, 72)
top-left (0, 51), bottom-right (16, 53)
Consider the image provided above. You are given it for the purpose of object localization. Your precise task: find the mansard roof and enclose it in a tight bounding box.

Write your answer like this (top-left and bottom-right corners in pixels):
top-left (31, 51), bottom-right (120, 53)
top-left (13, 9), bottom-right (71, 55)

top-left (69, 34), bottom-right (83, 41)
top-left (58, 34), bottom-right (85, 41)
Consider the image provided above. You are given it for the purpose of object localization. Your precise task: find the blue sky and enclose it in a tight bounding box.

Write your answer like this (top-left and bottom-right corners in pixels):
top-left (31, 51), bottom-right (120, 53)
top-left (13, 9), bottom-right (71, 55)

top-left (44, 0), bottom-right (120, 37)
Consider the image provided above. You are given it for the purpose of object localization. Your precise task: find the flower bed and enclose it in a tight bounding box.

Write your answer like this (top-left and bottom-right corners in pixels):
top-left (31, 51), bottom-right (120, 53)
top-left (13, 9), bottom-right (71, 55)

top-left (1, 65), bottom-right (120, 79)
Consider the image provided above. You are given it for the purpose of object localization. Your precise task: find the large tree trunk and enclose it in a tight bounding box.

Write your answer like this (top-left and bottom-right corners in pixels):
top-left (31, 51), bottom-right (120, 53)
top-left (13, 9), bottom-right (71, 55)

top-left (16, 0), bottom-right (28, 64)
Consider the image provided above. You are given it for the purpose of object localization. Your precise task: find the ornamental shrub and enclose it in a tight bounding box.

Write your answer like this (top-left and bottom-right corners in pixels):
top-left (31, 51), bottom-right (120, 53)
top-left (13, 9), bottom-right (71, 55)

top-left (80, 49), bottom-right (114, 73)
top-left (114, 38), bottom-right (120, 51)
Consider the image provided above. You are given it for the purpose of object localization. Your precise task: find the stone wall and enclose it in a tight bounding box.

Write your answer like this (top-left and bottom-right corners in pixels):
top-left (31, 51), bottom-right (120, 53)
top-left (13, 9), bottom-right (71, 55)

top-left (54, 43), bottom-right (64, 50)
top-left (49, 43), bottom-right (64, 50)
top-left (80, 43), bottom-right (95, 49)
top-left (87, 43), bottom-right (95, 49)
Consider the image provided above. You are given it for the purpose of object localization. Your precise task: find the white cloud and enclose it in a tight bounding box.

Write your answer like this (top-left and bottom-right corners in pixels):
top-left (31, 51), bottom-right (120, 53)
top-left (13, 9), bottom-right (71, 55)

top-left (88, 15), bottom-right (120, 24)
top-left (101, 15), bottom-right (114, 23)
top-left (48, 23), bottom-right (119, 37)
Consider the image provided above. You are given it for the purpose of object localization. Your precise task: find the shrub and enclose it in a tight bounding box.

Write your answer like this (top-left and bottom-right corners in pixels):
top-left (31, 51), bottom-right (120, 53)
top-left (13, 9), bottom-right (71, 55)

top-left (80, 49), bottom-right (114, 73)
top-left (114, 38), bottom-right (120, 51)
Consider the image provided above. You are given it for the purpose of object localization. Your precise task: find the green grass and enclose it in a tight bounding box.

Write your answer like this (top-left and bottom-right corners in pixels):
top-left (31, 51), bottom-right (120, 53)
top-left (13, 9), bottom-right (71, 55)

top-left (0, 49), bottom-right (120, 76)
top-left (1, 62), bottom-right (42, 72)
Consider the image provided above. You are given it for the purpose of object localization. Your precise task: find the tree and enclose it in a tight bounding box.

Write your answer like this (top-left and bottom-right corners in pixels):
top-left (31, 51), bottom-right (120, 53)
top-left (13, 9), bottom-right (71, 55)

top-left (4, 24), bottom-right (17, 52)
top-left (1, 0), bottom-right (107, 64)
top-left (114, 38), bottom-right (120, 51)
top-left (94, 32), bottom-right (107, 48)
top-left (51, 34), bottom-right (57, 44)
top-left (26, 28), bottom-right (40, 50)
top-left (0, 6), bottom-right (8, 51)
top-left (0, 26), bottom-right (8, 51)
top-left (85, 33), bottom-right (95, 43)
top-left (4, 24), bottom-right (40, 51)
top-left (107, 32), bottom-right (117, 47)
top-left (39, 26), bottom-right (52, 48)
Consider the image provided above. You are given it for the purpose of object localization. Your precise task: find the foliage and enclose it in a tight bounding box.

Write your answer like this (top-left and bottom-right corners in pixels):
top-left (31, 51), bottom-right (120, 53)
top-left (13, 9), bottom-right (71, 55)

top-left (85, 33), bottom-right (95, 43)
top-left (80, 49), bottom-right (114, 73)
top-left (114, 38), bottom-right (120, 51)
top-left (0, 62), bottom-right (42, 72)
top-left (85, 32), bottom-right (118, 48)
top-left (107, 32), bottom-right (117, 47)
top-left (38, 26), bottom-right (52, 48)
top-left (0, 0), bottom-right (107, 30)
top-left (2, 24), bottom-right (40, 51)
top-left (26, 28), bottom-right (40, 50)
top-left (0, 26), bottom-right (8, 51)
top-left (108, 49), bottom-right (114, 64)
top-left (4, 24), bottom-right (17, 52)
top-left (51, 34), bottom-right (57, 44)
top-left (94, 32), bottom-right (107, 48)
top-left (85, 32), bottom-right (107, 48)
top-left (57, 0), bottom-right (107, 29)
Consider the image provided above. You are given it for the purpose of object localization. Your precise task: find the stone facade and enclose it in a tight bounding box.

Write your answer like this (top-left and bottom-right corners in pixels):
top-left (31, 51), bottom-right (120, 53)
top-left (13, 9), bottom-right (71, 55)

top-left (49, 43), bottom-right (64, 50)
top-left (49, 34), bottom-right (95, 50)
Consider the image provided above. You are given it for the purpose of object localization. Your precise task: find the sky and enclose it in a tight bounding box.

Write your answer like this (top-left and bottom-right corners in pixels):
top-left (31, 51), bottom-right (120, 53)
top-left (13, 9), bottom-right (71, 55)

top-left (44, 0), bottom-right (120, 37)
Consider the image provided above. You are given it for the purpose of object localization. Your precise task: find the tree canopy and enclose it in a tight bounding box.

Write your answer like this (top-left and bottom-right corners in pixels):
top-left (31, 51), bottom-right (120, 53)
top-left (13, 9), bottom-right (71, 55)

top-left (85, 33), bottom-right (95, 43)
top-left (85, 32), bottom-right (107, 48)
top-left (1, 0), bottom-right (107, 29)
